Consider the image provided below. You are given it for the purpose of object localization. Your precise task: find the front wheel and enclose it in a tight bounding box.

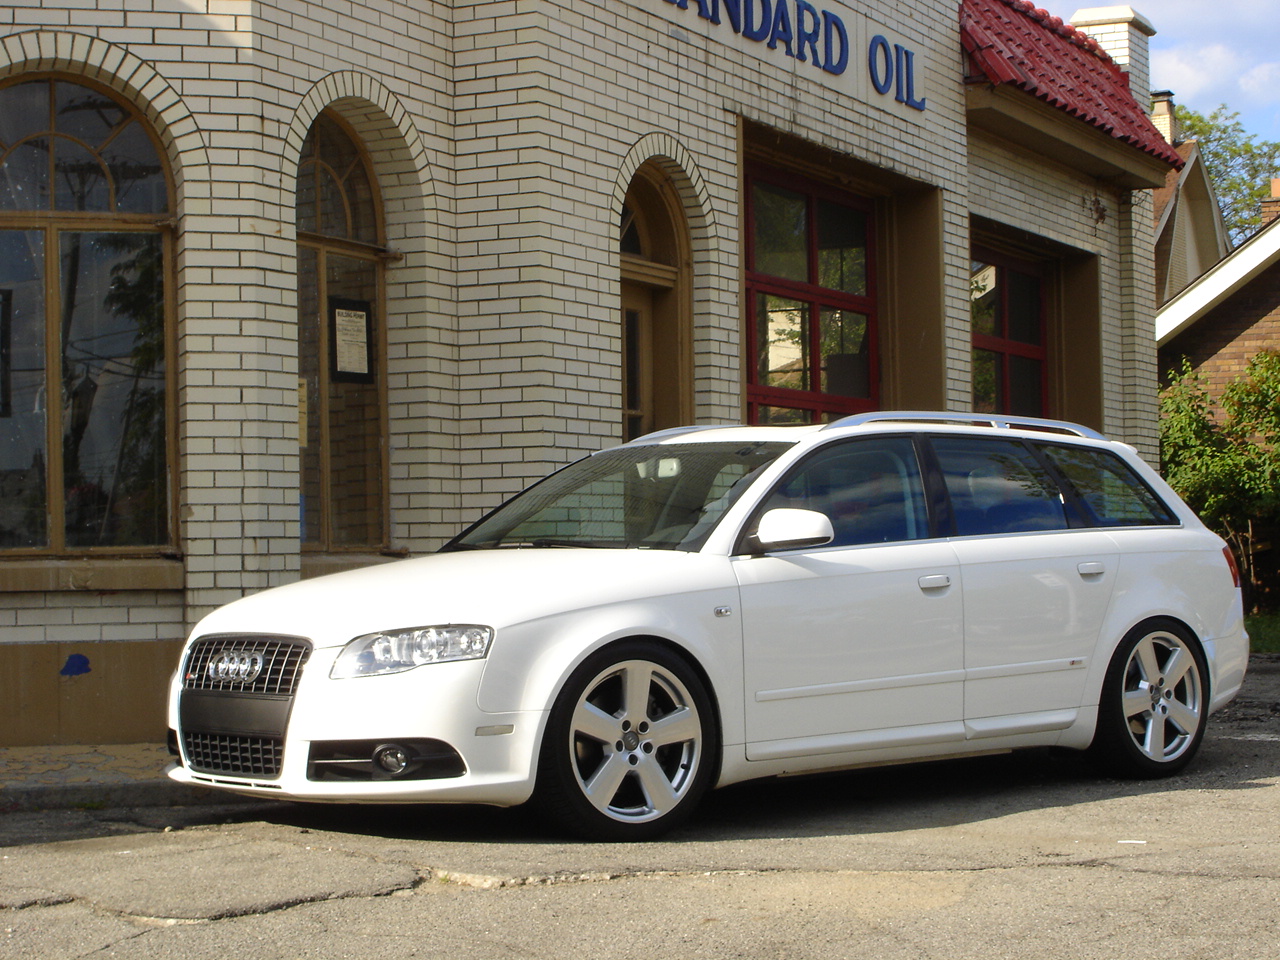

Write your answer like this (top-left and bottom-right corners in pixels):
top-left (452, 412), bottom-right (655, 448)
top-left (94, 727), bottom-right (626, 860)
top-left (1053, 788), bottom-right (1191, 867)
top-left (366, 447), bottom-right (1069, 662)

top-left (533, 642), bottom-right (717, 841)
top-left (1090, 619), bottom-right (1209, 778)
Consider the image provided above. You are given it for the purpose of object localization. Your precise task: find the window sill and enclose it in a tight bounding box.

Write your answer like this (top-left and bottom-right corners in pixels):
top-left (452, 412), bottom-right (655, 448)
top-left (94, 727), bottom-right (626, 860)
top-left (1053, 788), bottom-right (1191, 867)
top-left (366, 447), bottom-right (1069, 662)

top-left (0, 557), bottom-right (185, 592)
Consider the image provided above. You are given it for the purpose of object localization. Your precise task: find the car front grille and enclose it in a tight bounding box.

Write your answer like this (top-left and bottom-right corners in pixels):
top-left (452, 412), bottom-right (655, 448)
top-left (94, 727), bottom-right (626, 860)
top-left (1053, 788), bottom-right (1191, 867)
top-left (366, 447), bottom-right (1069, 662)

top-left (183, 732), bottom-right (284, 778)
top-left (182, 635), bottom-right (311, 696)
top-left (178, 634), bottom-right (312, 779)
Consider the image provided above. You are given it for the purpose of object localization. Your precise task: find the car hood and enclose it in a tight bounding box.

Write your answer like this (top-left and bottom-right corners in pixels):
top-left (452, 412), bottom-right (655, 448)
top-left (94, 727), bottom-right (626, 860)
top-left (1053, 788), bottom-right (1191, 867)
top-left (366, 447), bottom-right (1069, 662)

top-left (189, 548), bottom-right (735, 648)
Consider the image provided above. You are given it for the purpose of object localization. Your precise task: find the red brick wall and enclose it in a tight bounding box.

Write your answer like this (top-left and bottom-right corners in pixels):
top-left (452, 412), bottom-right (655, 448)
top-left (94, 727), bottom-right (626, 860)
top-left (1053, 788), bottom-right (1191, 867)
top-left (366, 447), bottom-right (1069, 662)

top-left (1159, 258), bottom-right (1280, 399)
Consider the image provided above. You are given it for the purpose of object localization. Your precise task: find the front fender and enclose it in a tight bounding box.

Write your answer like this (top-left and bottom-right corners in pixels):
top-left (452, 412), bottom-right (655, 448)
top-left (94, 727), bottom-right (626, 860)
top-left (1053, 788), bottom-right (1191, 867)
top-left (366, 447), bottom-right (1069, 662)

top-left (477, 588), bottom-right (746, 748)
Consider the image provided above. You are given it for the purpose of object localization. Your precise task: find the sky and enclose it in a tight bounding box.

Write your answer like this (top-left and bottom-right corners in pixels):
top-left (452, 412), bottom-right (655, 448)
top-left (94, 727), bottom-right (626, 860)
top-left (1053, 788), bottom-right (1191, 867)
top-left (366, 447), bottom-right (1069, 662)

top-left (1140, 0), bottom-right (1280, 144)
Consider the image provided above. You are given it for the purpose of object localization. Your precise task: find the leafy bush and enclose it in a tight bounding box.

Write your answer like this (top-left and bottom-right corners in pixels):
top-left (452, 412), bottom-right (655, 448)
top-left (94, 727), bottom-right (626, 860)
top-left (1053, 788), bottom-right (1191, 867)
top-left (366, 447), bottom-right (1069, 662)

top-left (1160, 353), bottom-right (1280, 611)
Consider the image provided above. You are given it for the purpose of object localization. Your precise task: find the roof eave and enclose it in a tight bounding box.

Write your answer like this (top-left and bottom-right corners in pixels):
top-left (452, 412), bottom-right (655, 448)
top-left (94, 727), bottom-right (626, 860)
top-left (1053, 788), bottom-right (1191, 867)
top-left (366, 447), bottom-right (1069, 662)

top-left (1156, 217), bottom-right (1280, 345)
top-left (966, 82), bottom-right (1178, 190)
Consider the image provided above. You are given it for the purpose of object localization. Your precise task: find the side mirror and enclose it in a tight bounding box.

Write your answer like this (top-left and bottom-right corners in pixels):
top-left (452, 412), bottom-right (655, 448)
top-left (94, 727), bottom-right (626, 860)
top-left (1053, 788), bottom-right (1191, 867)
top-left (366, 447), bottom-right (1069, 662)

top-left (754, 508), bottom-right (834, 551)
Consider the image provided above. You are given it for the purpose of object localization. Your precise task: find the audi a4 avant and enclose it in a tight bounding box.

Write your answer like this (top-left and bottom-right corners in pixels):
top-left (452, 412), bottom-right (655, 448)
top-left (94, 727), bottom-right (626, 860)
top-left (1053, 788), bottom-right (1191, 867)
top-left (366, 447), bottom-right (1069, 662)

top-left (167, 412), bottom-right (1248, 839)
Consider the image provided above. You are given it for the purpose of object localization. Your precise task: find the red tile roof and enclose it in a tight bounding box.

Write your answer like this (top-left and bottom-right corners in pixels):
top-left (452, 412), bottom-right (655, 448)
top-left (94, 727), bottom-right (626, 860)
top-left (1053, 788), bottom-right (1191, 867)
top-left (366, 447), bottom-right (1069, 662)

top-left (960, 0), bottom-right (1183, 169)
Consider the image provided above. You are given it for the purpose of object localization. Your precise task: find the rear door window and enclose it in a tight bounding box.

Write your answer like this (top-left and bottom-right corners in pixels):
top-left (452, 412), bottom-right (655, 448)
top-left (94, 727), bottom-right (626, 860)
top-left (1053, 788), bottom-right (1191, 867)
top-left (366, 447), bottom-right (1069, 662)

top-left (930, 436), bottom-right (1069, 536)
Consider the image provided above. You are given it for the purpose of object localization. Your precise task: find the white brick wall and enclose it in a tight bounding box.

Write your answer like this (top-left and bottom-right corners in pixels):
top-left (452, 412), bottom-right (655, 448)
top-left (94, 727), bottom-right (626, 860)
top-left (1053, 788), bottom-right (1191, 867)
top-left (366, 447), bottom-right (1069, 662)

top-left (1, 0), bottom-right (1166, 655)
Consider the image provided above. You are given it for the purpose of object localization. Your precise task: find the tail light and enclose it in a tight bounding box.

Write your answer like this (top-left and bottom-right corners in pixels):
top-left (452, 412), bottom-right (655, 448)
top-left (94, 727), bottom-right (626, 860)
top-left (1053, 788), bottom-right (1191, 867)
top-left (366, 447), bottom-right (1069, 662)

top-left (1223, 545), bottom-right (1241, 589)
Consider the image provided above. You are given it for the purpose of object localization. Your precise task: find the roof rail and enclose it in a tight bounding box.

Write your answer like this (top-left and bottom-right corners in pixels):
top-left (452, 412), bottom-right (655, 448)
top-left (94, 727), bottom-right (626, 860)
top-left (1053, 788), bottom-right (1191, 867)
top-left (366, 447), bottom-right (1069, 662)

top-left (622, 424), bottom-right (737, 444)
top-left (824, 411), bottom-right (1107, 440)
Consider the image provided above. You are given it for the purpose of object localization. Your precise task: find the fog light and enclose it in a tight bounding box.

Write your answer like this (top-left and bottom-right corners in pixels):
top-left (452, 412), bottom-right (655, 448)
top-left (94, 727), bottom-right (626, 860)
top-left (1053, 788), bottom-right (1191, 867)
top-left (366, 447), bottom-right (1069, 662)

top-left (373, 743), bottom-right (411, 777)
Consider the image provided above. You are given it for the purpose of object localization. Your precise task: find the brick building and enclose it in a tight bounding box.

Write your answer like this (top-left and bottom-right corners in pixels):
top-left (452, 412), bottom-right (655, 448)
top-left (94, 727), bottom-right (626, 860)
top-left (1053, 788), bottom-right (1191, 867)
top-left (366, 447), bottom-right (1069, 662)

top-left (0, 0), bottom-right (1180, 745)
top-left (1157, 181), bottom-right (1280, 394)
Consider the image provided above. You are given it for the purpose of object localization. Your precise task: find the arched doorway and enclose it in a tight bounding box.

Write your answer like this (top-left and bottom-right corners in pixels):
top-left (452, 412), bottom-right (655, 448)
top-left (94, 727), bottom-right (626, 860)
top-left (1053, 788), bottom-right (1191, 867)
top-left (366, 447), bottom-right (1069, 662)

top-left (619, 162), bottom-right (693, 441)
top-left (296, 110), bottom-right (387, 552)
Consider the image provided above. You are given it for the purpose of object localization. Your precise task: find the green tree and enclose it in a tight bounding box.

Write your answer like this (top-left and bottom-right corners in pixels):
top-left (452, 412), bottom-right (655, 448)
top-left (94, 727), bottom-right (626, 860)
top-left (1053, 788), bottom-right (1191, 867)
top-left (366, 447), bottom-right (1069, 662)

top-left (1160, 353), bottom-right (1280, 608)
top-left (1176, 105), bottom-right (1280, 246)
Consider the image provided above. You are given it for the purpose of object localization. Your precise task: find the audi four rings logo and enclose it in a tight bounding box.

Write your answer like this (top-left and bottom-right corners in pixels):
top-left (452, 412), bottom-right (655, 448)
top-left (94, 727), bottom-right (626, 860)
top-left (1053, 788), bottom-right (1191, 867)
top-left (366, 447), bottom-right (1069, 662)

top-left (207, 651), bottom-right (265, 683)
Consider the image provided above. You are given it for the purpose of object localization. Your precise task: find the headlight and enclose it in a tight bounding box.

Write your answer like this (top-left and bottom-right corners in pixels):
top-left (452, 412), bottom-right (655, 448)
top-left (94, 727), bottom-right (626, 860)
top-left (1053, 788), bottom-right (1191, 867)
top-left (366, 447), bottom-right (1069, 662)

top-left (330, 624), bottom-right (494, 678)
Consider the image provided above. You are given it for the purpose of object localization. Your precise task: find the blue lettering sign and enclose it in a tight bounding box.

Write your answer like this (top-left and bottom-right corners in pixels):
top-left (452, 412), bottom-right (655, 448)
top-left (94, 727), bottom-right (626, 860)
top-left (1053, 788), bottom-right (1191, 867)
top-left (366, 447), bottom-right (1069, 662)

top-left (653, 1), bottom-right (920, 109)
top-left (794, 0), bottom-right (821, 64)
top-left (743, 0), bottom-right (771, 42)
top-left (868, 34), bottom-right (893, 94)
top-left (721, 0), bottom-right (743, 32)
top-left (768, 0), bottom-right (794, 54)
top-left (897, 45), bottom-right (927, 110)
top-left (822, 11), bottom-right (848, 75)
top-left (867, 34), bottom-right (925, 110)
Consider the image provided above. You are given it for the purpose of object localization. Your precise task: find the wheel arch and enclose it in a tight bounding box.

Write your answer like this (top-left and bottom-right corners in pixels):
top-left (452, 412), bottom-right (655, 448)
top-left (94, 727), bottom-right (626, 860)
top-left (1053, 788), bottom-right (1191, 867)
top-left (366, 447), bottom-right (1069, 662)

top-left (528, 632), bottom-right (726, 785)
top-left (1085, 613), bottom-right (1209, 710)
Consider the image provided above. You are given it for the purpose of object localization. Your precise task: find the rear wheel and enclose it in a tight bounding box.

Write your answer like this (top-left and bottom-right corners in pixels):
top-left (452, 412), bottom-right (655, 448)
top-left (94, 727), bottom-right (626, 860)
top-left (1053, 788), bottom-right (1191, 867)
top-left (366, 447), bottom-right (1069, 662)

top-left (1090, 619), bottom-right (1209, 778)
top-left (533, 642), bottom-right (716, 841)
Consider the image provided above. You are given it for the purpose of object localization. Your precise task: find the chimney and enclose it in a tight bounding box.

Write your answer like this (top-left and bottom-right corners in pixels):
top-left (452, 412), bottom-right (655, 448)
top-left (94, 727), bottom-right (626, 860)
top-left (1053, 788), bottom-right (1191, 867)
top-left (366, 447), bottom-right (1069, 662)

top-left (1070, 6), bottom-right (1157, 112)
top-left (1262, 179), bottom-right (1280, 227)
top-left (1150, 90), bottom-right (1178, 143)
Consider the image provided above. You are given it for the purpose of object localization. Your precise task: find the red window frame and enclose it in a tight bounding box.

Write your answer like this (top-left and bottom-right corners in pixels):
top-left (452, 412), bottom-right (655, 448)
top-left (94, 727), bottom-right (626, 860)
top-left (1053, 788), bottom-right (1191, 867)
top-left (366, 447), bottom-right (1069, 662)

top-left (745, 165), bottom-right (879, 424)
top-left (970, 248), bottom-right (1047, 417)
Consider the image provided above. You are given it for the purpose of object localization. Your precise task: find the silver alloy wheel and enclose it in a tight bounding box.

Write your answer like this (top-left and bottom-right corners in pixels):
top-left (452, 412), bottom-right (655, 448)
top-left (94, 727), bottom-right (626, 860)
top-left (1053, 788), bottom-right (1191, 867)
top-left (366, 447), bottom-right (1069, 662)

top-left (1120, 629), bottom-right (1205, 764)
top-left (567, 658), bottom-right (703, 824)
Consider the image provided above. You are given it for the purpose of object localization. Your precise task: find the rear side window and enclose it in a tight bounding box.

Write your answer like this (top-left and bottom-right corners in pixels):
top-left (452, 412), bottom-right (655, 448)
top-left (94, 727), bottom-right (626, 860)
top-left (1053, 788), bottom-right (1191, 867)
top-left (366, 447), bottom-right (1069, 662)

top-left (931, 436), bottom-right (1069, 536)
top-left (760, 437), bottom-right (929, 546)
top-left (1035, 443), bottom-right (1177, 526)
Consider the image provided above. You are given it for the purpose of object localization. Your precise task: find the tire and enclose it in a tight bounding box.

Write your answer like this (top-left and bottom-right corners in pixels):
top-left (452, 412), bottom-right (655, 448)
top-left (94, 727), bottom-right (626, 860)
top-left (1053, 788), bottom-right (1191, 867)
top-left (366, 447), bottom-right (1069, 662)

top-left (1089, 619), bottom-right (1210, 778)
top-left (533, 641), bottom-right (717, 841)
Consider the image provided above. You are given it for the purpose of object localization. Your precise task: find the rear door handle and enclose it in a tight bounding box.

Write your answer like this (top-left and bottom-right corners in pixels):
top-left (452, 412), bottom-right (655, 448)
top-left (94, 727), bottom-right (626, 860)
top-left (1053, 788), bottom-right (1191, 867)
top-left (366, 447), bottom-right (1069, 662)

top-left (919, 574), bottom-right (952, 590)
top-left (1077, 561), bottom-right (1106, 577)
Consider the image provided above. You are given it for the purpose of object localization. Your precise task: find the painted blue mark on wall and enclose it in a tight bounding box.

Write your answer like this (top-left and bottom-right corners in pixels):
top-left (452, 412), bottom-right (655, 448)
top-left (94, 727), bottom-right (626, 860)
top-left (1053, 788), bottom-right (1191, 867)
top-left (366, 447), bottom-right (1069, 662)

top-left (60, 654), bottom-right (91, 677)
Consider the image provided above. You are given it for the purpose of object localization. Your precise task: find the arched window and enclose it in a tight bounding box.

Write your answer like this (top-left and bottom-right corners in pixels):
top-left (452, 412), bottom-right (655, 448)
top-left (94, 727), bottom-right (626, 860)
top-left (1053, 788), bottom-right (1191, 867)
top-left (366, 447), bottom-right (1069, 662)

top-left (619, 162), bottom-right (692, 441)
top-left (0, 77), bottom-right (173, 551)
top-left (296, 112), bottom-right (385, 551)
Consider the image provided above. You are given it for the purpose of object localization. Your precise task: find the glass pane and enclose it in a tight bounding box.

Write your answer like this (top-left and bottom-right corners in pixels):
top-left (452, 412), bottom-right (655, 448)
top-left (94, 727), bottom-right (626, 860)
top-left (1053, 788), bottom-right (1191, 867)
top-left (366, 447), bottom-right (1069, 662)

top-left (620, 204), bottom-right (642, 255)
top-left (932, 436), bottom-right (1067, 537)
top-left (972, 348), bottom-right (1000, 413)
top-left (816, 200), bottom-right (866, 295)
top-left (0, 81), bottom-right (50, 155)
top-left (298, 246), bottom-right (323, 545)
top-left (1037, 444), bottom-right (1176, 526)
top-left (756, 405), bottom-right (808, 425)
top-left (751, 182), bottom-right (807, 282)
top-left (1007, 269), bottom-right (1042, 345)
top-left (763, 437), bottom-right (928, 546)
top-left (756, 294), bottom-right (807, 391)
top-left (103, 121), bottom-right (168, 213)
top-left (0, 230), bottom-right (48, 548)
top-left (59, 232), bottom-right (168, 547)
top-left (326, 254), bottom-right (381, 547)
top-left (970, 261), bottom-right (998, 336)
top-left (623, 307), bottom-right (641, 413)
top-left (54, 137), bottom-right (110, 212)
top-left (296, 161), bottom-right (318, 234)
top-left (454, 442), bottom-right (790, 551)
top-left (54, 81), bottom-right (126, 150)
top-left (1009, 355), bottom-right (1043, 416)
top-left (0, 139), bottom-right (51, 211)
top-left (317, 164), bottom-right (348, 238)
top-left (344, 160), bottom-right (377, 245)
top-left (819, 308), bottom-right (868, 397)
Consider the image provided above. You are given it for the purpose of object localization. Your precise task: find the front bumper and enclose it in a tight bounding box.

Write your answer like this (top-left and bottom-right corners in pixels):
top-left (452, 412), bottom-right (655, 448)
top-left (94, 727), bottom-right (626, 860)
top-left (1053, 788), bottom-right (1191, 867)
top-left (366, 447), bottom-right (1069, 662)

top-left (167, 645), bottom-right (546, 807)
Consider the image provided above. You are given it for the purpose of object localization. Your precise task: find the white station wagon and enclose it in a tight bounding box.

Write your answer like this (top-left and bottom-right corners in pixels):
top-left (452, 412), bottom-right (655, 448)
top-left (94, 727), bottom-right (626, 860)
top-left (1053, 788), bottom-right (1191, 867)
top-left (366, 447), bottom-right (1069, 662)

top-left (166, 413), bottom-right (1249, 839)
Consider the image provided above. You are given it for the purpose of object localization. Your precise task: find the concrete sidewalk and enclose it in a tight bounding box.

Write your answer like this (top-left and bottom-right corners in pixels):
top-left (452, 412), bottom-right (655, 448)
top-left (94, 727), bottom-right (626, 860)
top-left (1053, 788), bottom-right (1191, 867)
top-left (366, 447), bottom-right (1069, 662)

top-left (0, 743), bottom-right (219, 812)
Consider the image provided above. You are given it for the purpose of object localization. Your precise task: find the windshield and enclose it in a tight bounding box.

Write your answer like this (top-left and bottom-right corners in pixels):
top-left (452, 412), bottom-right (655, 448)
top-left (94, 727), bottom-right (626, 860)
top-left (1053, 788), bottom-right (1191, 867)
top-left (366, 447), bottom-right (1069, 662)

top-left (448, 441), bottom-right (791, 551)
